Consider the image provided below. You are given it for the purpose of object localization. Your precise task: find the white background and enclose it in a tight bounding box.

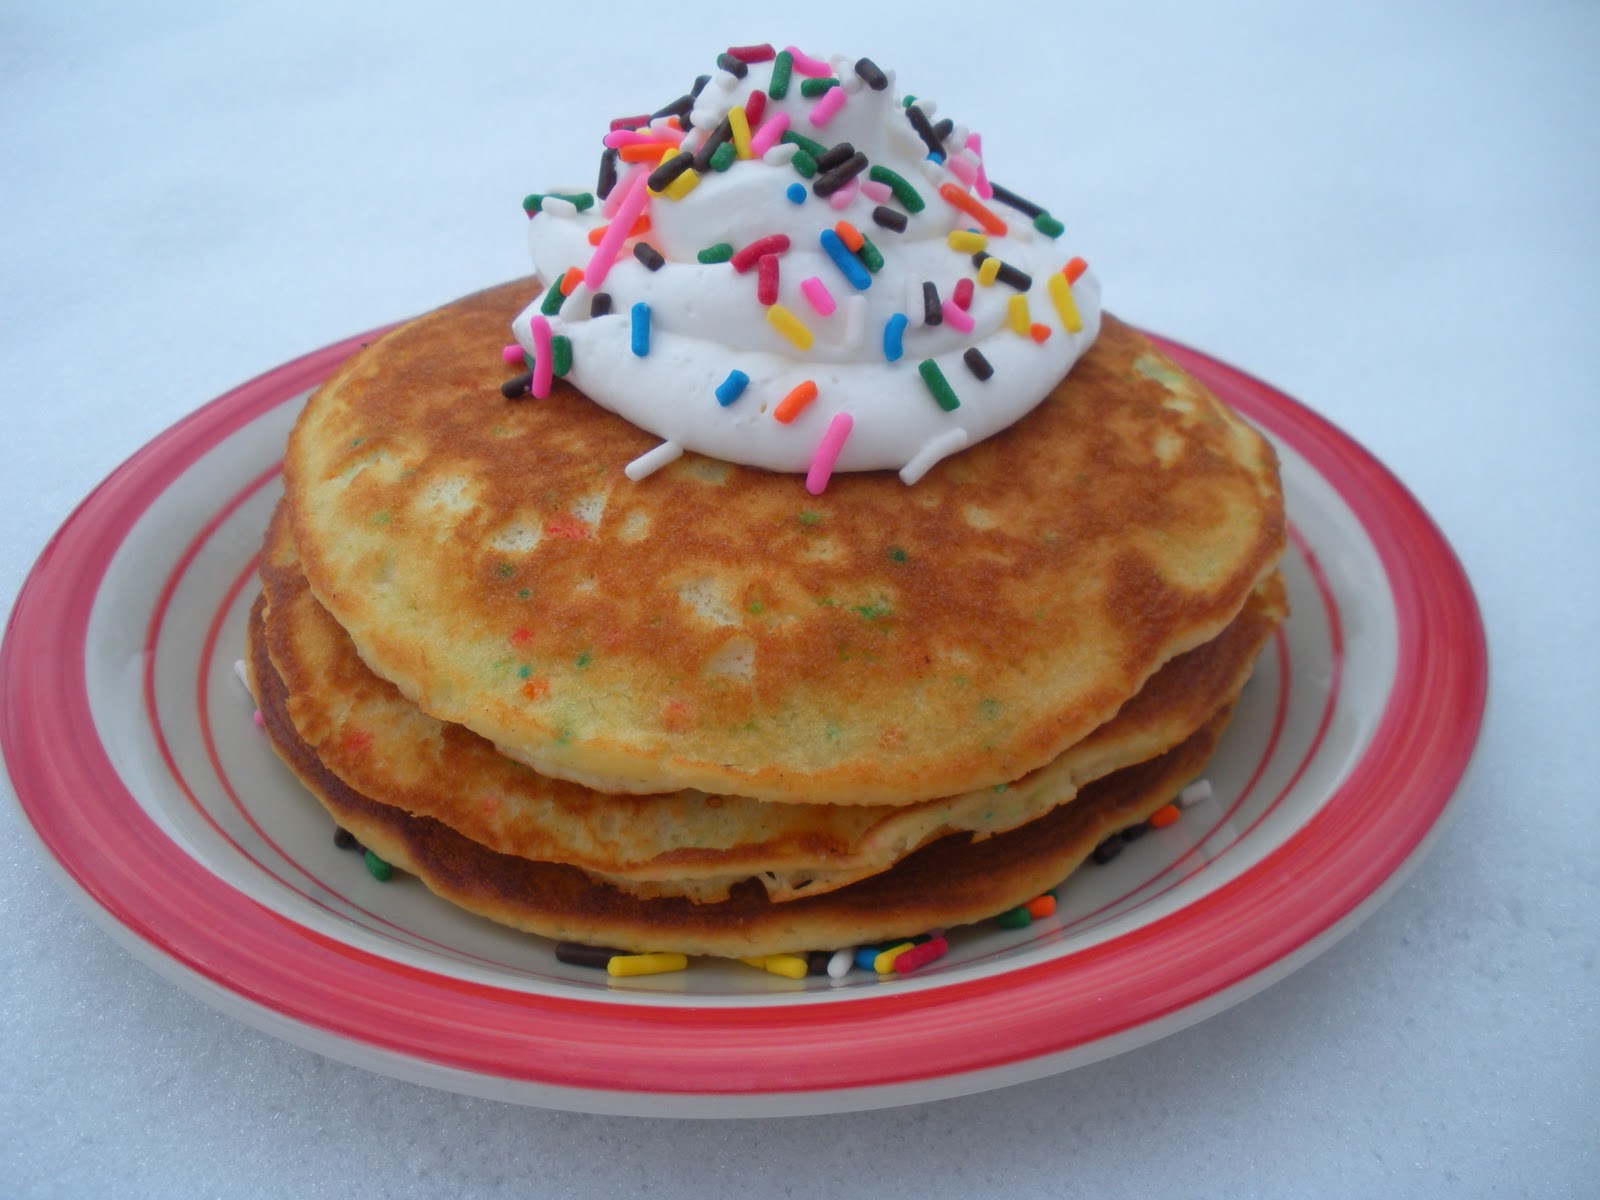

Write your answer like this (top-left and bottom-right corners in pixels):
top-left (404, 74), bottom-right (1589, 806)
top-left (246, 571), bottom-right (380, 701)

top-left (3, 2), bottom-right (1595, 1195)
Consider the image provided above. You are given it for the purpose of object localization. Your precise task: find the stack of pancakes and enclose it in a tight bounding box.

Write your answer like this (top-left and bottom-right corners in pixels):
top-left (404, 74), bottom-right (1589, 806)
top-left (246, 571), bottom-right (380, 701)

top-left (250, 280), bottom-right (1286, 958)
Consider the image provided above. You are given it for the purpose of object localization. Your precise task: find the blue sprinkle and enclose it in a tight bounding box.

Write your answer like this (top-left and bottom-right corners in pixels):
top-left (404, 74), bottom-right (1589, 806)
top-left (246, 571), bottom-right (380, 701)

top-left (715, 369), bottom-right (750, 406)
top-left (882, 313), bottom-right (908, 362)
top-left (854, 945), bottom-right (884, 971)
top-left (926, 151), bottom-right (945, 165)
top-left (630, 302), bottom-right (650, 356)
top-left (786, 182), bottom-right (807, 204)
top-left (819, 228), bottom-right (871, 291)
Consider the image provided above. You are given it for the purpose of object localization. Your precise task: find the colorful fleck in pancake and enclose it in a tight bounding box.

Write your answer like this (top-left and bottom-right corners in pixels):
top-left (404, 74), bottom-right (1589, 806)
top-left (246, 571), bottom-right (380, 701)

top-left (284, 281), bottom-right (1285, 806)
top-left (259, 499), bottom-right (1283, 901)
top-left (249, 595), bottom-right (1231, 958)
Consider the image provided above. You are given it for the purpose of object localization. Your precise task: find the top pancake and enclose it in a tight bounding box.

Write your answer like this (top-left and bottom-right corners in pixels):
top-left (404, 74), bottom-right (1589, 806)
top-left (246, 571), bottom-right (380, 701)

top-left (285, 280), bottom-right (1284, 805)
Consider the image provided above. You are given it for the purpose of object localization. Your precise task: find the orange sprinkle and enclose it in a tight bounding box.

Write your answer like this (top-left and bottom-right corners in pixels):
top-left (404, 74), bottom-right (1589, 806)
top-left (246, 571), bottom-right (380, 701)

top-left (587, 225), bottom-right (605, 246)
top-left (559, 267), bottom-right (583, 295)
top-left (520, 676), bottom-right (549, 701)
top-left (1025, 893), bottom-right (1057, 919)
top-left (833, 220), bottom-right (865, 252)
top-left (618, 141), bottom-right (675, 163)
top-left (773, 380), bottom-right (819, 423)
top-left (1028, 322), bottom-right (1052, 343)
top-left (1063, 256), bottom-right (1088, 283)
top-left (1149, 803), bottom-right (1181, 829)
top-left (938, 182), bottom-right (1007, 235)
top-left (509, 628), bottom-right (533, 646)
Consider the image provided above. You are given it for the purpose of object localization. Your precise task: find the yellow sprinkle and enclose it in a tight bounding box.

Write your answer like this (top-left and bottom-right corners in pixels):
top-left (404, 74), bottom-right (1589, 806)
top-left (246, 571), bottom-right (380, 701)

top-left (607, 952), bottom-right (689, 977)
top-left (947, 230), bottom-right (988, 254)
top-left (762, 954), bottom-right (810, 980)
top-left (1047, 272), bottom-right (1083, 333)
top-left (977, 256), bottom-right (1002, 287)
top-left (1007, 293), bottom-right (1032, 335)
top-left (662, 167), bottom-right (700, 201)
top-left (767, 303), bottom-right (815, 350)
top-left (728, 105), bottom-right (753, 160)
top-left (873, 942), bottom-right (916, 974)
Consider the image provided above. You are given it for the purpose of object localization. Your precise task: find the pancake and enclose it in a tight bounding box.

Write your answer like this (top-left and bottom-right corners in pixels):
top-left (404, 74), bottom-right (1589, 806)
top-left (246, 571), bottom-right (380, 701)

top-left (249, 594), bottom-right (1231, 957)
top-left (284, 280), bottom-right (1284, 806)
top-left (259, 498), bottom-right (1284, 901)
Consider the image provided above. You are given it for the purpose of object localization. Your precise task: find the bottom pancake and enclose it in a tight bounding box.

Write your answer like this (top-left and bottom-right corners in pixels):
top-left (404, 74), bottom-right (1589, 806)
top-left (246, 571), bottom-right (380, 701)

top-left (250, 595), bottom-right (1232, 958)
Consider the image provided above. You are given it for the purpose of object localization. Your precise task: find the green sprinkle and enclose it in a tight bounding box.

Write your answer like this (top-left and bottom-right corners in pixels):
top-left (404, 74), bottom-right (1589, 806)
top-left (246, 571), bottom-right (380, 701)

top-left (518, 664), bottom-right (532, 678)
top-left (747, 598), bottom-right (765, 614)
top-left (781, 129), bottom-right (826, 157)
top-left (551, 334), bottom-right (573, 376)
top-left (888, 546), bottom-right (908, 563)
top-left (789, 149), bottom-right (818, 178)
top-left (799, 76), bottom-right (838, 97)
top-left (979, 698), bottom-right (1003, 720)
top-left (517, 588), bottom-right (531, 600)
top-left (858, 235), bottom-right (884, 273)
top-left (902, 94), bottom-right (917, 108)
top-left (697, 242), bottom-right (734, 264)
top-left (495, 561), bottom-right (515, 578)
top-left (709, 141), bottom-right (736, 172)
top-left (1033, 212), bottom-right (1065, 238)
top-left (917, 358), bottom-right (961, 411)
top-left (348, 436), bottom-right (365, 448)
top-left (853, 601), bottom-right (893, 622)
top-left (769, 50), bottom-right (793, 99)
top-left (797, 510), bottom-right (823, 527)
top-left (868, 164), bottom-right (924, 213)
top-left (995, 906), bottom-right (1032, 930)
top-left (522, 191), bottom-right (596, 216)
top-left (539, 282), bottom-right (566, 315)
top-left (363, 850), bottom-right (393, 882)
top-left (576, 649), bottom-right (593, 668)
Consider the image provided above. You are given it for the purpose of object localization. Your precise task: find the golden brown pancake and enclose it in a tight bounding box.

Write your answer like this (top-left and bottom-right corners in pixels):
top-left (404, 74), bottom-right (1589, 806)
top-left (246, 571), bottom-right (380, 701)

top-left (249, 595), bottom-right (1231, 958)
top-left (284, 281), bottom-right (1284, 806)
top-left (259, 498), bottom-right (1284, 901)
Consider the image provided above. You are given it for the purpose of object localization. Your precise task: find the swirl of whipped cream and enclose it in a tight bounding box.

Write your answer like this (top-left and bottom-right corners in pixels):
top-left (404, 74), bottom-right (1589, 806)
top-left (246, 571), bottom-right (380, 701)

top-left (513, 47), bottom-right (1101, 488)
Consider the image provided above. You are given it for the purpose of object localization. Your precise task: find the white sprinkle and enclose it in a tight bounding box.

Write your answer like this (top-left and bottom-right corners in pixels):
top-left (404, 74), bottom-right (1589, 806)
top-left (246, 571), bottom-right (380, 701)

top-left (949, 124), bottom-right (970, 149)
top-left (539, 196), bottom-right (578, 218)
top-left (625, 439), bottom-right (683, 481)
top-left (762, 141), bottom-right (799, 166)
top-left (826, 947), bottom-right (855, 979)
top-left (1178, 779), bottom-right (1213, 809)
top-left (917, 157), bottom-right (948, 184)
top-left (833, 56), bottom-right (863, 93)
top-left (899, 428), bottom-right (969, 485)
top-left (843, 294), bottom-right (867, 350)
top-left (914, 97), bottom-right (937, 118)
top-left (714, 68), bottom-right (742, 93)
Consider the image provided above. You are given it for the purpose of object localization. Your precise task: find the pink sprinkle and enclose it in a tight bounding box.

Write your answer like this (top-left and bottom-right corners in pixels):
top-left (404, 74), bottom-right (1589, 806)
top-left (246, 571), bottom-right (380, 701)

top-left (806, 412), bottom-right (853, 495)
top-left (860, 179), bottom-right (892, 203)
top-left (953, 278), bottom-right (975, 309)
top-left (501, 343), bottom-right (524, 365)
top-left (527, 315), bottom-right (554, 398)
top-left (586, 170), bottom-right (651, 289)
top-left (757, 253), bottom-right (780, 305)
top-left (252, 709), bottom-right (264, 728)
top-left (799, 276), bottom-right (837, 316)
top-left (827, 177), bottom-right (859, 210)
top-left (785, 45), bottom-right (832, 77)
top-left (809, 85), bottom-right (848, 129)
top-left (965, 132), bottom-right (993, 200)
top-left (601, 162), bottom-right (647, 218)
top-left (941, 299), bottom-right (975, 333)
top-left (945, 150), bottom-right (979, 188)
top-left (749, 110), bottom-right (791, 157)
top-left (603, 128), bottom-right (683, 149)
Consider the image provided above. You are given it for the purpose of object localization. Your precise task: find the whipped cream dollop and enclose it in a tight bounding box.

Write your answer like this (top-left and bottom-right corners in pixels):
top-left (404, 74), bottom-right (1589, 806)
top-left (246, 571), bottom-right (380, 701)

top-left (512, 45), bottom-right (1101, 490)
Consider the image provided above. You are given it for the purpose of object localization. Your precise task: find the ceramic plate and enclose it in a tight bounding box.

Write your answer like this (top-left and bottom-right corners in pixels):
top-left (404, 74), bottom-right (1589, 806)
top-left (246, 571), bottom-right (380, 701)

top-left (0, 321), bottom-right (1486, 1116)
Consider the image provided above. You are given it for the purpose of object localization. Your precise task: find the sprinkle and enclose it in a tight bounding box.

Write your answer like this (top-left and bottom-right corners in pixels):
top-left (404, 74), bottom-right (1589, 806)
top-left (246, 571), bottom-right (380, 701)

top-left (854, 945), bottom-right (885, 971)
top-left (963, 347), bottom-right (993, 380)
top-left (952, 277), bottom-right (975, 309)
top-left (826, 178), bottom-right (858, 210)
top-left (808, 85), bottom-right (848, 128)
top-left (1063, 256), bottom-right (1089, 283)
top-left (784, 45), bottom-right (832, 77)
top-left (843, 294), bottom-right (866, 349)
top-left (789, 148), bottom-right (818, 177)
top-left (993, 260), bottom-right (1032, 291)
top-left (941, 299), bottom-right (975, 333)
top-left (774, 379), bottom-right (819, 423)
top-left (867, 164), bottom-right (924, 212)
top-left (833, 220), bottom-right (865, 252)
top-left (742, 954), bottom-right (809, 980)
top-left (1007, 293), bottom-right (1031, 334)
top-left (826, 947), bottom-right (855, 979)
top-left (948, 230), bottom-right (987, 254)
top-left (899, 428), bottom-right (968, 484)
top-left (988, 180), bottom-right (1044, 218)
top-left (819, 228), bottom-right (871, 289)
top-left (917, 358), bottom-right (961, 411)
top-left (709, 141), bottom-right (736, 172)
top-left (521, 190), bottom-right (596, 217)
top-left (527, 313), bottom-right (554, 397)
top-left (650, 93), bottom-right (695, 125)
top-left (361, 850), bottom-right (393, 881)
top-left (714, 52), bottom-right (748, 79)
top-left (726, 42), bottom-right (775, 63)
top-left (619, 140), bottom-right (678, 163)
top-left (799, 276), bottom-right (837, 316)
top-left (799, 76), bottom-right (839, 98)
top-left (1092, 835), bottom-right (1124, 864)
top-left (584, 169), bottom-right (650, 289)
top-left (624, 439), bottom-right (683, 480)
top-left (333, 826), bottom-right (359, 851)
top-left (1034, 212), bottom-right (1065, 237)
top-left (854, 57), bottom-right (889, 90)
top-left (743, 89), bottom-right (766, 127)
top-left (922, 281), bottom-right (943, 325)
top-left (605, 127), bottom-right (683, 149)
top-left (501, 343), bottom-right (524, 365)
top-left (938, 182), bottom-right (1007, 234)
top-left (1029, 322), bottom-right (1052, 343)
top-left (872, 205), bottom-right (908, 233)
top-left (555, 942), bottom-right (624, 968)
top-left (944, 150), bottom-right (980, 189)
top-left (814, 140), bottom-right (855, 172)
top-left (692, 117), bottom-right (733, 170)
top-left (590, 292), bottom-right (613, 317)
top-left (749, 110), bottom-right (790, 156)
top-left (857, 236), bottom-right (884, 273)
top-left (757, 253), bottom-right (780, 304)
top-left (697, 242), bottom-right (734, 264)
top-left (731, 234), bottom-right (791, 272)
top-left (1047, 272), bottom-right (1084, 332)
top-left (769, 49), bottom-right (793, 98)
top-left (782, 129), bottom-right (827, 158)
top-left (1179, 779), bottom-right (1213, 808)
top-left (882, 312), bottom-right (908, 361)
top-left (904, 104), bottom-right (944, 156)
top-left (727, 104), bottom-right (753, 159)
top-left (814, 150), bottom-right (868, 197)
top-left (873, 942), bottom-right (916, 974)
top-left (976, 255), bottom-right (1002, 287)
top-left (860, 180), bottom-right (891, 203)
top-left (500, 372), bottom-right (531, 399)
top-left (965, 132), bottom-right (993, 199)
top-left (892, 936), bottom-right (949, 974)
top-left (786, 182), bottom-right (807, 204)
top-left (609, 113), bottom-right (649, 132)
top-left (1150, 802), bottom-right (1181, 829)
top-left (996, 906), bottom-right (1031, 929)
top-left (539, 282), bottom-right (566, 316)
top-left (551, 335), bottom-right (573, 377)
top-left (715, 370), bottom-right (750, 406)
top-left (1025, 893), bottom-right (1056, 919)
top-left (607, 952), bottom-right (689, 977)
top-left (596, 150), bottom-right (619, 203)
top-left (767, 302), bottom-right (815, 349)
top-left (630, 301), bottom-right (651, 355)
top-left (633, 242), bottom-right (665, 271)
top-left (1123, 821), bottom-right (1150, 843)
top-left (806, 411), bottom-right (853, 494)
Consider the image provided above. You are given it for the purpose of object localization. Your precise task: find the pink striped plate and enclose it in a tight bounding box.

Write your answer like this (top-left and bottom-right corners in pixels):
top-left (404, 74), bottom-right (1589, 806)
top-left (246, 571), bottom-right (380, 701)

top-left (0, 325), bottom-right (1486, 1116)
